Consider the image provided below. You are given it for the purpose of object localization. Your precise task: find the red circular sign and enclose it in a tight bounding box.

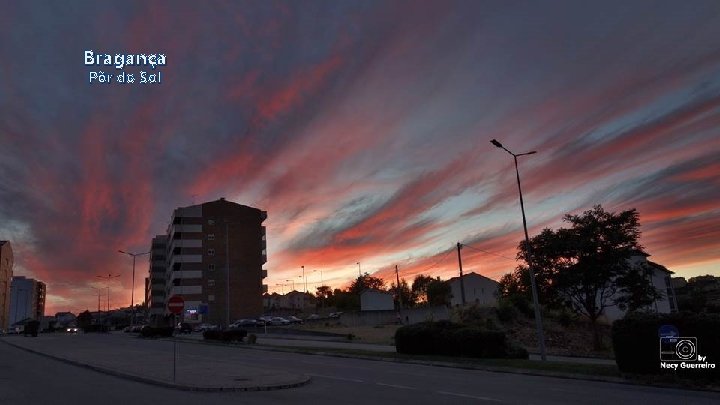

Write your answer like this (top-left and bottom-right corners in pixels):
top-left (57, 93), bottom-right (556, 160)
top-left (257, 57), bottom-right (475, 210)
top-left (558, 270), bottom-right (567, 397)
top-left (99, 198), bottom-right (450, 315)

top-left (167, 295), bottom-right (185, 314)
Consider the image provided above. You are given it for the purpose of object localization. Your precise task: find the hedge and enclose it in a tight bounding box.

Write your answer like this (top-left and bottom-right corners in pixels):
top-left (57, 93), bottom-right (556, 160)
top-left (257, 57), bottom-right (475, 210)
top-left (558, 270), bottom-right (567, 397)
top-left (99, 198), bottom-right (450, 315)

top-left (612, 312), bottom-right (720, 380)
top-left (395, 321), bottom-right (528, 359)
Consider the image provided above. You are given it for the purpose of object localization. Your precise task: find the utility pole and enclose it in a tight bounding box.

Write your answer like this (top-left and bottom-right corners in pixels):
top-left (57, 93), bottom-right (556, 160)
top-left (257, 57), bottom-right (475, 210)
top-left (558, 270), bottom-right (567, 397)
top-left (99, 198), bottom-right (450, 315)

top-left (456, 243), bottom-right (466, 306)
top-left (395, 265), bottom-right (403, 310)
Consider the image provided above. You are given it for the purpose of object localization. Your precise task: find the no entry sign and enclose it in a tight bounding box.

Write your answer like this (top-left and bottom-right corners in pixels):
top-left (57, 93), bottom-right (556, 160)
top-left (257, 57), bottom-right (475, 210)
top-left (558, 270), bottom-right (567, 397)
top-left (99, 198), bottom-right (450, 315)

top-left (167, 295), bottom-right (185, 314)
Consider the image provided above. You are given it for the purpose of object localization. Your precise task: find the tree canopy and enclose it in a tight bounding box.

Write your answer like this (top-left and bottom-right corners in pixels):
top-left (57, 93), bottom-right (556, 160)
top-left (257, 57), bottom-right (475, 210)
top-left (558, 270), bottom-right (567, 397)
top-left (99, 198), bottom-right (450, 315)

top-left (499, 205), bottom-right (660, 347)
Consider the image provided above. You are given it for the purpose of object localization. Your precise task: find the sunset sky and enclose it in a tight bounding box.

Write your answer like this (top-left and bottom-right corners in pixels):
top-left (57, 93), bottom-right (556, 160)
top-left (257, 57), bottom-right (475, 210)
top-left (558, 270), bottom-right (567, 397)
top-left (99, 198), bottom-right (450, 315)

top-left (1, 1), bottom-right (719, 315)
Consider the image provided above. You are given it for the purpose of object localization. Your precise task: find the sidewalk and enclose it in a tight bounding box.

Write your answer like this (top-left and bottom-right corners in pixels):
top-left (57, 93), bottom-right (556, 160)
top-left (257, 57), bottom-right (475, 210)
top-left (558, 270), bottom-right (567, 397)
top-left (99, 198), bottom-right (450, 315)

top-left (0, 333), bottom-right (309, 391)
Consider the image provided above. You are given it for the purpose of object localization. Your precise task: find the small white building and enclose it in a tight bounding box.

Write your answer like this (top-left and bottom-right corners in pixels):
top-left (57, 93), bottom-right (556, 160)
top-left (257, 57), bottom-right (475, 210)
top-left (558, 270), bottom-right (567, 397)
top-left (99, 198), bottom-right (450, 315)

top-left (448, 272), bottom-right (499, 307)
top-left (361, 289), bottom-right (394, 311)
top-left (602, 251), bottom-right (678, 322)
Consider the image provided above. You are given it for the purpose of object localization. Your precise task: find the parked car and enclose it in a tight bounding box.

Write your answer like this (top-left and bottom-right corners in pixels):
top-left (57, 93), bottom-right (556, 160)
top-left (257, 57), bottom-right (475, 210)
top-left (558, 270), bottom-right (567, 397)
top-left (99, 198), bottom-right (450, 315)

top-left (328, 312), bottom-right (344, 318)
top-left (193, 323), bottom-right (218, 333)
top-left (176, 322), bottom-right (193, 334)
top-left (230, 319), bottom-right (257, 328)
top-left (270, 316), bottom-right (290, 326)
top-left (287, 316), bottom-right (303, 324)
top-left (306, 314), bottom-right (321, 320)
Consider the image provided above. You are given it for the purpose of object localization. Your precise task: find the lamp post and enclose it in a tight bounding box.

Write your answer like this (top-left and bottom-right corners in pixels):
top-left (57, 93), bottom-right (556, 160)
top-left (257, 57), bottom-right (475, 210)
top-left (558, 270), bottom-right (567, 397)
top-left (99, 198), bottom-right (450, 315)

top-left (286, 279), bottom-right (295, 291)
top-left (301, 265), bottom-right (307, 292)
top-left (357, 262), bottom-right (361, 278)
top-left (491, 138), bottom-right (547, 361)
top-left (96, 273), bottom-right (121, 312)
top-left (118, 250), bottom-right (150, 326)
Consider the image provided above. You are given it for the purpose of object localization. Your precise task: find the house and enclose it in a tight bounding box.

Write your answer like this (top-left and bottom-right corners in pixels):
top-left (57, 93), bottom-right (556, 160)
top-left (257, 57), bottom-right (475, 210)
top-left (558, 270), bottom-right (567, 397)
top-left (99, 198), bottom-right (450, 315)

top-left (448, 272), bottom-right (499, 307)
top-left (602, 251), bottom-right (678, 322)
top-left (360, 289), bottom-right (394, 311)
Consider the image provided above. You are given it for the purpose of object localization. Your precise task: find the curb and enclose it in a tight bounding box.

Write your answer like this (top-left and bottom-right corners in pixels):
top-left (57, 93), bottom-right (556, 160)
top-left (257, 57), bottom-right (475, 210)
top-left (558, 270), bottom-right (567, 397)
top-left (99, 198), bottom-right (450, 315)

top-left (0, 338), bottom-right (311, 392)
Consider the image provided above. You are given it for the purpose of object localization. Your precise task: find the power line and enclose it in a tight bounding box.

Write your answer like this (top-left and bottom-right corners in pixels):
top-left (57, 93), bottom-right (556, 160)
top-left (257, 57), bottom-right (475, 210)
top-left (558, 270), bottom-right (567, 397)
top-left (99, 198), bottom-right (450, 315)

top-left (460, 242), bottom-right (516, 261)
top-left (414, 248), bottom-right (455, 275)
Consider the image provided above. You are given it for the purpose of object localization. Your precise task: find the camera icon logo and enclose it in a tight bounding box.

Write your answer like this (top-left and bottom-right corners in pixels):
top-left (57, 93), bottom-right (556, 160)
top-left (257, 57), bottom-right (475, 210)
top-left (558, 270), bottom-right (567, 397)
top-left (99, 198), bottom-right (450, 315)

top-left (660, 337), bottom-right (697, 362)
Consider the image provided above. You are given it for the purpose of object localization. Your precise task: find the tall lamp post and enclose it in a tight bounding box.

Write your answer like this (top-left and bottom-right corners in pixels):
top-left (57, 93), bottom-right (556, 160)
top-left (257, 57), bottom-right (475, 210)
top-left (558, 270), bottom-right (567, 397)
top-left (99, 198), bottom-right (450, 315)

top-left (301, 266), bottom-right (307, 292)
top-left (286, 279), bottom-right (295, 291)
top-left (356, 262), bottom-right (361, 278)
top-left (96, 273), bottom-right (121, 312)
top-left (491, 138), bottom-right (547, 361)
top-left (118, 250), bottom-right (151, 326)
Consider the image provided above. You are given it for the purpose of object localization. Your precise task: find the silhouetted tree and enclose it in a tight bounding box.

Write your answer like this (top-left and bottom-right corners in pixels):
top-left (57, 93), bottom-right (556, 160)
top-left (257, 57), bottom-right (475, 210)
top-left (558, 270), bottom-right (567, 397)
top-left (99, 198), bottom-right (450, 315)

top-left (315, 285), bottom-right (333, 300)
top-left (348, 273), bottom-right (386, 295)
top-left (390, 279), bottom-right (417, 308)
top-left (426, 278), bottom-right (452, 306)
top-left (411, 274), bottom-right (434, 303)
top-left (503, 205), bottom-right (659, 349)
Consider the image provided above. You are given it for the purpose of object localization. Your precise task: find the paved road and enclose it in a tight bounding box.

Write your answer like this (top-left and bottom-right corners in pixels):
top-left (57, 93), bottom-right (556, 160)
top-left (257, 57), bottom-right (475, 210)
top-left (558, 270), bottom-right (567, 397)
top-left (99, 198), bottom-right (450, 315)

top-left (2, 335), bottom-right (719, 404)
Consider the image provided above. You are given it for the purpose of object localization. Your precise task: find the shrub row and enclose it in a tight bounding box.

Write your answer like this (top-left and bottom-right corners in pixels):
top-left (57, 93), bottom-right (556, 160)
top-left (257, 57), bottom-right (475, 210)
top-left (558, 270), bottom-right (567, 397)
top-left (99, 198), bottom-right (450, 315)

top-left (203, 328), bottom-right (248, 342)
top-left (612, 312), bottom-right (720, 380)
top-left (395, 321), bottom-right (528, 359)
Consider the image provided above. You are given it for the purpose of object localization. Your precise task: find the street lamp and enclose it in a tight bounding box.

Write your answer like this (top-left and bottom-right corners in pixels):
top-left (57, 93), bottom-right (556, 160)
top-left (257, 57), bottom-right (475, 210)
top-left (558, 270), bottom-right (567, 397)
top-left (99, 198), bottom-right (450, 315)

top-left (96, 273), bottom-right (121, 311)
top-left (285, 279), bottom-right (295, 291)
top-left (301, 265), bottom-right (307, 292)
top-left (357, 262), bottom-right (361, 278)
top-left (118, 250), bottom-right (151, 326)
top-left (491, 138), bottom-right (547, 361)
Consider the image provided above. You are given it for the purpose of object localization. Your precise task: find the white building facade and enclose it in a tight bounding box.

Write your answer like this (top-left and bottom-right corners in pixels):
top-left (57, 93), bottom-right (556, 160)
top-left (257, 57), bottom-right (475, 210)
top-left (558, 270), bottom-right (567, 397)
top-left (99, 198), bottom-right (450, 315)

top-left (448, 272), bottom-right (499, 307)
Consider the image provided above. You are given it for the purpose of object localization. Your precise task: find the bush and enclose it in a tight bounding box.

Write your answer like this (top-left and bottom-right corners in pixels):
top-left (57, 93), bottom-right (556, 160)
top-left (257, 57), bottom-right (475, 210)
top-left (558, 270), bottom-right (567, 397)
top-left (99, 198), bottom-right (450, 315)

top-left (395, 321), bottom-right (528, 359)
top-left (496, 300), bottom-right (519, 323)
top-left (140, 326), bottom-right (173, 338)
top-left (612, 312), bottom-right (720, 380)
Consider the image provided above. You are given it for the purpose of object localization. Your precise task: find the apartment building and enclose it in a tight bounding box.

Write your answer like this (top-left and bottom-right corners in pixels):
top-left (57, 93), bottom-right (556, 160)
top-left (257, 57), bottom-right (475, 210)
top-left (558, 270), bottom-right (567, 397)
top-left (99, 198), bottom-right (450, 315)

top-left (0, 241), bottom-right (13, 330)
top-left (147, 235), bottom-right (168, 319)
top-left (159, 198), bottom-right (268, 325)
top-left (9, 276), bottom-right (46, 325)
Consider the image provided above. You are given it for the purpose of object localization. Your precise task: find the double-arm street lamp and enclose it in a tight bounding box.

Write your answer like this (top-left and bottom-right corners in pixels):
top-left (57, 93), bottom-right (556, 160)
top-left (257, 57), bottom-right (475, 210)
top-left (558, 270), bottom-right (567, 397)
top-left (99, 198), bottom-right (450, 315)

top-left (491, 138), bottom-right (547, 361)
top-left (118, 250), bottom-right (151, 326)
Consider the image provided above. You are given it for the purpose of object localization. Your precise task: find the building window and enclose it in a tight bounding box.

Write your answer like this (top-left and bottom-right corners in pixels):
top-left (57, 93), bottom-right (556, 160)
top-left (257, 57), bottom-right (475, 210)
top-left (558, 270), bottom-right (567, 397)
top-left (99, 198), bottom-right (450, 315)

top-left (208, 280), bottom-right (215, 287)
top-left (208, 295), bottom-right (215, 302)
top-left (208, 219), bottom-right (215, 225)
top-left (208, 234), bottom-right (215, 241)
top-left (208, 264), bottom-right (215, 271)
top-left (208, 248), bottom-right (215, 256)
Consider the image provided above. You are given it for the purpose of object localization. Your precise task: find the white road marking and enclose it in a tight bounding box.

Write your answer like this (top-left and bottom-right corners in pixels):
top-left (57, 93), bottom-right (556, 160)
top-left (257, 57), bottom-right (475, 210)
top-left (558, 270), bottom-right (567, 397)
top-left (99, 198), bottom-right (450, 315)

top-left (307, 373), bottom-right (364, 383)
top-left (375, 382), bottom-right (417, 390)
top-left (436, 391), bottom-right (504, 402)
